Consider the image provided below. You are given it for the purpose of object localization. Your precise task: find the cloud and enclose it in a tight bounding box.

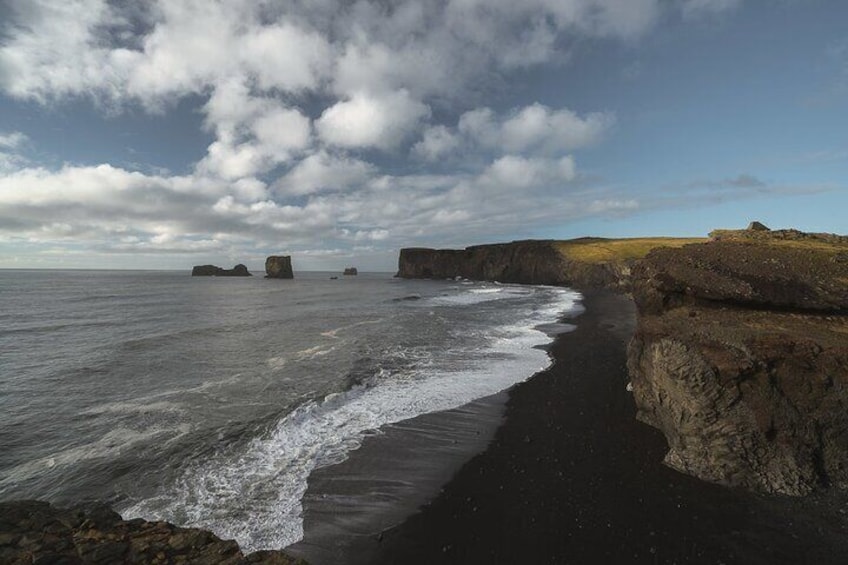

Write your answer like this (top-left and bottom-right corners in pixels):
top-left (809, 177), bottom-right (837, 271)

top-left (274, 151), bottom-right (375, 196)
top-left (680, 0), bottom-right (742, 19)
top-left (0, 131), bottom-right (27, 149)
top-left (725, 174), bottom-right (766, 188)
top-left (478, 155), bottom-right (577, 190)
top-left (2, 0), bottom-right (735, 267)
top-left (0, 131), bottom-right (28, 172)
top-left (415, 103), bottom-right (614, 161)
top-left (316, 91), bottom-right (430, 150)
top-left (412, 126), bottom-right (462, 161)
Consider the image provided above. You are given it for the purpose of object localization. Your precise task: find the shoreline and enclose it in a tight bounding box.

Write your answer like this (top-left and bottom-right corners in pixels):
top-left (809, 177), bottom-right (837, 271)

top-left (347, 289), bottom-right (847, 564)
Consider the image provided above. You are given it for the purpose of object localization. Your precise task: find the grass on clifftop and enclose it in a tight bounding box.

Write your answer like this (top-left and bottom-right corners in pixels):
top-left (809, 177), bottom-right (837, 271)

top-left (554, 237), bottom-right (706, 264)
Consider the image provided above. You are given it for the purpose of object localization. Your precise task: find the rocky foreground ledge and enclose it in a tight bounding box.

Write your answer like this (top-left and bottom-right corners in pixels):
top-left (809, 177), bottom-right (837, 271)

top-left (628, 226), bottom-right (848, 495)
top-left (0, 500), bottom-right (304, 565)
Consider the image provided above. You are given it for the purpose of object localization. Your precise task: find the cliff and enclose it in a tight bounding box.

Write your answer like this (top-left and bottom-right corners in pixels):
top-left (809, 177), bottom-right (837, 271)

top-left (0, 500), bottom-right (303, 564)
top-left (192, 264), bottom-right (251, 276)
top-left (397, 228), bottom-right (848, 497)
top-left (396, 238), bottom-right (700, 289)
top-left (265, 256), bottom-right (293, 279)
top-left (627, 227), bottom-right (848, 495)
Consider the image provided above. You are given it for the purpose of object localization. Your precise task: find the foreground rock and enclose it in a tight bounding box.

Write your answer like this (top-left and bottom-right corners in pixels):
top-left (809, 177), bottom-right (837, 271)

top-left (192, 264), bottom-right (252, 277)
top-left (628, 227), bottom-right (848, 495)
top-left (0, 500), bottom-right (304, 564)
top-left (265, 256), bottom-right (293, 279)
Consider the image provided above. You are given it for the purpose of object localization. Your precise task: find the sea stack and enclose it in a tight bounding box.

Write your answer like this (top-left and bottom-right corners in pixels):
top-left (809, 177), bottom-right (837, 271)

top-left (343, 267), bottom-right (358, 275)
top-left (191, 264), bottom-right (251, 276)
top-left (265, 255), bottom-right (294, 279)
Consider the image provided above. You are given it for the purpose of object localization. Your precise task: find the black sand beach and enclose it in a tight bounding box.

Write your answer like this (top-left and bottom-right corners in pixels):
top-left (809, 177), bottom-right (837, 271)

top-left (295, 290), bottom-right (848, 564)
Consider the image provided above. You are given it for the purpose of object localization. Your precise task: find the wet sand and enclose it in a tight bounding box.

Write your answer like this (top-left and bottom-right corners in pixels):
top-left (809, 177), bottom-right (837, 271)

top-left (292, 290), bottom-right (848, 564)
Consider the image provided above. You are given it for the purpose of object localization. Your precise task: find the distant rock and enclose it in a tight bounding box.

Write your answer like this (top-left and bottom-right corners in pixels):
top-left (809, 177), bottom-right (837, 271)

top-left (0, 500), bottom-right (305, 564)
top-left (343, 267), bottom-right (358, 275)
top-left (747, 220), bottom-right (770, 231)
top-left (265, 256), bottom-right (294, 279)
top-left (192, 264), bottom-right (251, 276)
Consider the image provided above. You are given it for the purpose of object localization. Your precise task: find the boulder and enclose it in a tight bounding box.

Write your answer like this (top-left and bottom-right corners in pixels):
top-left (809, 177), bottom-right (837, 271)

top-left (265, 256), bottom-right (294, 279)
top-left (747, 220), bottom-right (770, 231)
top-left (0, 500), bottom-right (305, 564)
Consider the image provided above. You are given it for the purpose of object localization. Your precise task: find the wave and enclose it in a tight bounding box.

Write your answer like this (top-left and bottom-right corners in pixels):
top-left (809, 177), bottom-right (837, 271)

top-left (122, 285), bottom-right (582, 552)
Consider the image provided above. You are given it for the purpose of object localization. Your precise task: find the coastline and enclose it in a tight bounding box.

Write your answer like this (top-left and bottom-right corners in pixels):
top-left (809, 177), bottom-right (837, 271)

top-left (345, 289), bottom-right (847, 564)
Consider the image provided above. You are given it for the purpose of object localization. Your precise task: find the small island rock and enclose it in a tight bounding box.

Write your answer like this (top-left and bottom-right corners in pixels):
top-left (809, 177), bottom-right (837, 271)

top-left (265, 256), bottom-right (294, 279)
top-left (343, 267), bottom-right (358, 275)
top-left (191, 264), bottom-right (251, 276)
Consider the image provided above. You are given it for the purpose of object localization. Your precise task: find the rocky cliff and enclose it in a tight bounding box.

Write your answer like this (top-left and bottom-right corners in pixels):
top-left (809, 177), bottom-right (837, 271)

top-left (192, 264), bottom-right (251, 276)
top-left (627, 227), bottom-right (848, 495)
top-left (396, 240), bottom-right (639, 289)
top-left (0, 500), bottom-right (303, 564)
top-left (265, 256), bottom-right (293, 279)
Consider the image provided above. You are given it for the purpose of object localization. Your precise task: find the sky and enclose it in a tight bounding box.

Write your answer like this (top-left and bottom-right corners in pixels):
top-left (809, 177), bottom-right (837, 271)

top-left (0, 0), bottom-right (846, 272)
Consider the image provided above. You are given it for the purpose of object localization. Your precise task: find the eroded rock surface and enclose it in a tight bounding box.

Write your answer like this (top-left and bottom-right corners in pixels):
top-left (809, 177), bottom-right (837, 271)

top-left (628, 230), bottom-right (848, 495)
top-left (0, 500), bottom-right (304, 564)
top-left (265, 256), bottom-right (293, 279)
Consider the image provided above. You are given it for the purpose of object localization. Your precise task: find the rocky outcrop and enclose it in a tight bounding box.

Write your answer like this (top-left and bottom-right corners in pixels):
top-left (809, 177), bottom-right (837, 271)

top-left (0, 500), bottom-right (304, 564)
top-left (397, 240), bottom-right (633, 288)
top-left (627, 229), bottom-right (848, 495)
top-left (265, 256), bottom-right (293, 279)
top-left (192, 264), bottom-right (251, 277)
top-left (343, 267), bottom-right (358, 276)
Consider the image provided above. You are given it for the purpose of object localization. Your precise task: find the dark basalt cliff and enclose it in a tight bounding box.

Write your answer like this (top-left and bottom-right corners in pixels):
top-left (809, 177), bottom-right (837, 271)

top-left (397, 240), bottom-right (631, 289)
top-left (398, 228), bottom-right (848, 496)
top-left (265, 256), bottom-right (293, 279)
top-left (0, 500), bottom-right (303, 564)
top-left (627, 229), bottom-right (848, 495)
top-left (192, 264), bottom-right (252, 277)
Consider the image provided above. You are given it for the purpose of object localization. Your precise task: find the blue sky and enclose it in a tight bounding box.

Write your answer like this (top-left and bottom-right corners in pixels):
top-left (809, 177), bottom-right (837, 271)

top-left (0, 0), bottom-right (845, 271)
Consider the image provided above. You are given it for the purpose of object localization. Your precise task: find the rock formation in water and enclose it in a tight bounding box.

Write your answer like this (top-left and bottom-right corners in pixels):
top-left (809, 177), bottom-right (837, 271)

top-left (192, 264), bottom-right (251, 276)
top-left (0, 500), bottom-right (304, 564)
top-left (343, 267), bottom-right (358, 276)
top-left (265, 256), bottom-right (294, 279)
top-left (627, 226), bottom-right (848, 495)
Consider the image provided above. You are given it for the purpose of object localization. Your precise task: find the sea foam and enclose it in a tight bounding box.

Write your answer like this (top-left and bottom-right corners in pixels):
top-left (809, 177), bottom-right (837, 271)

top-left (123, 283), bottom-right (582, 552)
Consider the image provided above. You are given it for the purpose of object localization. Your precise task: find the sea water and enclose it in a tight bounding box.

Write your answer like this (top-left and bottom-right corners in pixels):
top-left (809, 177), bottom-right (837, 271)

top-left (0, 269), bottom-right (581, 551)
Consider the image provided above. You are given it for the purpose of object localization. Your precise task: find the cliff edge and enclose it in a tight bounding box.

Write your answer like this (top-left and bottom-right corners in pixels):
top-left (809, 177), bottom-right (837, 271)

top-left (396, 238), bottom-right (700, 289)
top-left (627, 226), bottom-right (848, 495)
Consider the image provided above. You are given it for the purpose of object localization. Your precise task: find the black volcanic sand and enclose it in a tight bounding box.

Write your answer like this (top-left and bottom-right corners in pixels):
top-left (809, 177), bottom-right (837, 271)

top-left (286, 393), bottom-right (507, 563)
top-left (296, 290), bottom-right (848, 565)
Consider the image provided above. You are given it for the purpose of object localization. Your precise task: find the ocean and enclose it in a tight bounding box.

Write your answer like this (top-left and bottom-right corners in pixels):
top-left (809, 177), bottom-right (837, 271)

top-left (0, 269), bottom-right (581, 551)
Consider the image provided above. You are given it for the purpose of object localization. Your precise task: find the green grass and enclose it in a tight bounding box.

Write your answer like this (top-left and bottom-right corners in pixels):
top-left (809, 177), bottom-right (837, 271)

top-left (554, 237), bottom-right (706, 264)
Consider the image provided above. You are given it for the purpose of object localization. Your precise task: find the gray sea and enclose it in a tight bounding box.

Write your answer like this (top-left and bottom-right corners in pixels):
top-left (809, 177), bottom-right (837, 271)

top-left (0, 269), bottom-right (581, 551)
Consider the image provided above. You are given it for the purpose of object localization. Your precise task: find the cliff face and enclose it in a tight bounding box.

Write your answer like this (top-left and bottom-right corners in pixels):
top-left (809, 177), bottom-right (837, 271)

top-left (627, 231), bottom-right (848, 495)
top-left (265, 256), bottom-right (293, 279)
top-left (397, 240), bottom-right (632, 288)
